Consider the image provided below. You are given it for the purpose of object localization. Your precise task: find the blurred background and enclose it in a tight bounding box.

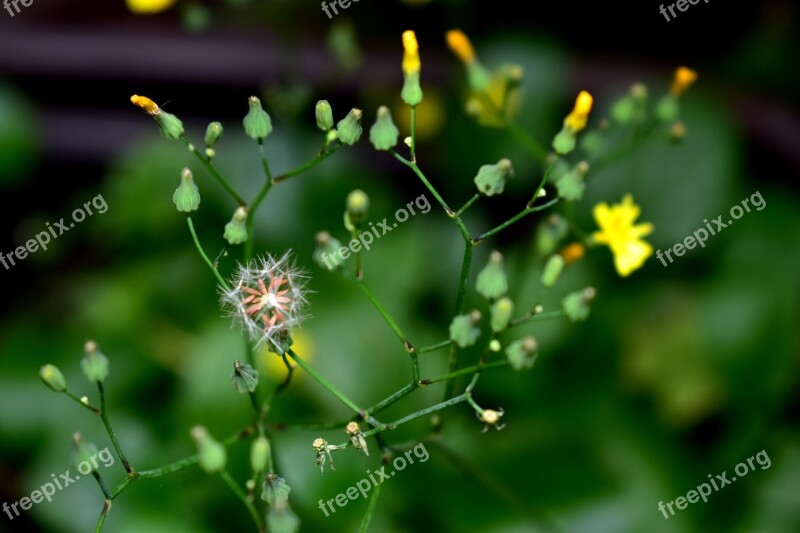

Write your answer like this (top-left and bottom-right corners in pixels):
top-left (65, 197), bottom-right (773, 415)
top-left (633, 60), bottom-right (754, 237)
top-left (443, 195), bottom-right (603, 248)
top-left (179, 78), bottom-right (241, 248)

top-left (1, 0), bottom-right (798, 531)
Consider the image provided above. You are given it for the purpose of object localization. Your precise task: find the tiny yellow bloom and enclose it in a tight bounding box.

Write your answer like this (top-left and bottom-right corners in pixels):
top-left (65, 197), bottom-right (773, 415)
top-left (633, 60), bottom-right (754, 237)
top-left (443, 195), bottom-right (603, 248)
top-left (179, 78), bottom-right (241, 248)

top-left (126, 0), bottom-right (177, 15)
top-left (670, 66), bottom-right (697, 96)
top-left (565, 90), bottom-right (594, 133)
top-left (559, 242), bottom-right (586, 265)
top-left (402, 30), bottom-right (421, 75)
top-left (130, 94), bottom-right (159, 115)
top-left (592, 195), bottom-right (654, 277)
top-left (446, 30), bottom-right (475, 64)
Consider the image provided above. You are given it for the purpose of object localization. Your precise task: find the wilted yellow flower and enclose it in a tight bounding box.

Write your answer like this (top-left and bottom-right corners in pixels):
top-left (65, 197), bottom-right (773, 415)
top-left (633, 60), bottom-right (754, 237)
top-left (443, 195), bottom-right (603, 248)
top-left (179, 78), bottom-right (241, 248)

top-left (402, 30), bottom-right (421, 75)
top-left (126, 0), bottom-right (176, 15)
top-left (592, 195), bottom-right (653, 277)
top-left (670, 67), bottom-right (697, 96)
top-left (130, 94), bottom-right (159, 115)
top-left (565, 90), bottom-right (594, 133)
top-left (446, 30), bottom-right (475, 64)
top-left (559, 242), bottom-right (586, 265)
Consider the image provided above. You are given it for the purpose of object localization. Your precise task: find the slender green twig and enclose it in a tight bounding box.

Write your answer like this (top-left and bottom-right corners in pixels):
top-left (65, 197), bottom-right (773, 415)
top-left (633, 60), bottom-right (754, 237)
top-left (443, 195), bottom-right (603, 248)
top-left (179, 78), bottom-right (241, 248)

top-left (455, 194), bottom-right (480, 217)
top-left (508, 309), bottom-right (566, 329)
top-left (410, 106), bottom-right (417, 162)
top-left (271, 145), bottom-right (340, 184)
top-left (64, 390), bottom-right (101, 414)
top-left (472, 198), bottom-right (560, 245)
top-left (91, 471), bottom-right (112, 499)
top-left (355, 279), bottom-right (412, 351)
top-left (97, 382), bottom-right (132, 474)
top-left (221, 470), bottom-right (265, 532)
top-left (94, 500), bottom-right (111, 533)
top-left (359, 482), bottom-right (382, 533)
top-left (419, 361), bottom-right (507, 386)
top-left (187, 217), bottom-right (229, 290)
top-left (416, 340), bottom-right (452, 354)
top-left (180, 137), bottom-right (246, 206)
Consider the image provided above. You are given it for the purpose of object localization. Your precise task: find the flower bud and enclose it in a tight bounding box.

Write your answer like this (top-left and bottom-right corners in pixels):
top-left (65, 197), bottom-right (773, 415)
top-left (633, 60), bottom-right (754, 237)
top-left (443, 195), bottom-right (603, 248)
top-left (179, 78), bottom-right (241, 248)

top-left (475, 251), bottom-right (508, 300)
top-left (449, 310), bottom-right (482, 348)
top-left (505, 337), bottom-right (538, 371)
top-left (205, 121), bottom-right (223, 147)
top-left (313, 231), bottom-right (343, 272)
top-left (72, 432), bottom-right (101, 474)
top-left (535, 214), bottom-right (569, 257)
top-left (173, 167), bottom-right (201, 212)
top-left (315, 100), bottom-right (334, 131)
top-left (474, 158), bottom-right (513, 196)
top-left (131, 94), bottom-right (185, 140)
top-left (262, 472), bottom-right (291, 505)
top-left (190, 425), bottom-right (227, 474)
top-left (555, 161), bottom-right (589, 202)
top-left (541, 255), bottom-right (564, 288)
top-left (81, 340), bottom-right (109, 384)
top-left (266, 501), bottom-right (300, 533)
top-left (656, 95), bottom-right (679, 122)
top-left (401, 31), bottom-right (423, 107)
top-left (243, 96), bottom-right (273, 141)
top-left (369, 106), bottom-right (400, 151)
top-left (559, 242), bottom-right (585, 265)
top-left (336, 108), bottom-right (363, 145)
top-left (670, 66), bottom-right (697, 96)
top-left (490, 297), bottom-right (514, 332)
top-left (250, 436), bottom-right (270, 472)
top-left (344, 189), bottom-right (369, 230)
top-left (231, 361), bottom-right (259, 394)
top-left (40, 364), bottom-right (67, 393)
top-left (224, 206), bottom-right (248, 245)
top-left (562, 286), bottom-right (596, 322)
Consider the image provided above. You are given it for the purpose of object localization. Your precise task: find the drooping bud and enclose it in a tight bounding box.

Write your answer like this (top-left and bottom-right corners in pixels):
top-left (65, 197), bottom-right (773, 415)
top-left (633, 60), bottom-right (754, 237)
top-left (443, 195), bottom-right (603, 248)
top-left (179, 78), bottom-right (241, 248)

top-left (231, 361), bottom-right (259, 394)
top-left (336, 108), bottom-right (363, 145)
top-left (475, 251), bottom-right (508, 300)
top-left (173, 167), bottom-right (201, 212)
top-left (223, 206), bottom-right (248, 245)
top-left (81, 340), bottom-right (109, 384)
top-left (562, 286), bottom-right (596, 322)
top-left (313, 231), bottom-right (343, 272)
top-left (505, 337), bottom-right (538, 371)
top-left (190, 425), bottom-right (227, 474)
top-left (369, 106), bottom-right (400, 151)
top-left (243, 96), bottom-right (273, 141)
top-left (344, 189), bottom-right (369, 229)
top-left (555, 161), bottom-right (589, 202)
top-left (315, 100), bottom-right (334, 132)
top-left (262, 472), bottom-right (291, 505)
top-left (490, 297), bottom-right (514, 332)
top-left (72, 433), bottom-right (100, 475)
top-left (474, 159), bottom-right (513, 196)
top-left (205, 122), bottom-right (223, 147)
top-left (449, 310), bottom-right (482, 348)
top-left (39, 364), bottom-right (67, 393)
top-left (250, 436), bottom-right (270, 472)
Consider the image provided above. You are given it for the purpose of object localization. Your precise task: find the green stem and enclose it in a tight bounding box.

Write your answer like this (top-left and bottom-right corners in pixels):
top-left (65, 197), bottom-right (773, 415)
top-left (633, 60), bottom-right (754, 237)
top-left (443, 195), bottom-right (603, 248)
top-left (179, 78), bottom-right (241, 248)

top-left (472, 198), bottom-right (560, 245)
top-left (455, 194), bottom-right (480, 217)
top-left (358, 482), bottom-right (382, 533)
top-left (221, 470), bottom-right (265, 532)
top-left (420, 360), bottom-right (507, 386)
top-left (98, 382), bottom-right (133, 474)
top-left (355, 279), bottom-right (412, 352)
top-left (64, 390), bottom-right (101, 414)
top-left (359, 394), bottom-right (469, 439)
top-left (271, 145), bottom-right (340, 184)
top-left (92, 471), bottom-right (112, 499)
top-left (508, 309), bottom-right (566, 329)
top-left (441, 238), bottom-right (474, 401)
top-left (244, 142), bottom-right (274, 261)
top-left (416, 340), bottom-right (452, 354)
top-left (187, 217), bottom-right (229, 290)
top-left (466, 395), bottom-right (484, 414)
top-left (94, 500), bottom-right (112, 533)
top-left (391, 150), bottom-right (453, 214)
top-left (410, 106), bottom-right (417, 162)
top-left (181, 136), bottom-right (246, 206)
top-left (366, 383), bottom-right (417, 415)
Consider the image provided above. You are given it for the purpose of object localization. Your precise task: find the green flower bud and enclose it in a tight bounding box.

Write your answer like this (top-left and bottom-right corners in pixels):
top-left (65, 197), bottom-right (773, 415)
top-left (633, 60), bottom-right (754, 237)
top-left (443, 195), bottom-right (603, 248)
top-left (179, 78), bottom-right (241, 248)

top-left (490, 297), bottom-right (514, 333)
top-left (344, 189), bottom-right (369, 229)
top-left (39, 364), bottom-right (67, 393)
top-left (315, 100), bottom-right (334, 131)
top-left (474, 158), bottom-right (513, 196)
top-left (190, 425), bottom-right (227, 474)
top-left (71, 433), bottom-right (100, 475)
top-left (224, 206), bottom-right (248, 245)
top-left (313, 231), bottom-right (343, 272)
top-left (231, 361), bottom-right (259, 394)
top-left (489, 339), bottom-right (502, 352)
top-left (541, 254), bottom-right (565, 288)
top-left (611, 84), bottom-right (647, 125)
top-left (266, 501), bottom-right (300, 533)
top-left (369, 106), bottom-right (400, 151)
top-left (81, 340), bottom-right (109, 384)
top-left (555, 161), bottom-right (589, 202)
top-left (505, 337), bottom-right (538, 371)
top-left (250, 436), bottom-right (271, 472)
top-left (205, 148), bottom-right (216, 159)
top-left (467, 62), bottom-right (491, 92)
top-left (402, 72), bottom-right (424, 107)
top-left (475, 251), bottom-right (508, 300)
top-left (656, 95), bottom-right (679, 122)
top-left (535, 214), bottom-right (569, 257)
top-left (562, 286), bottom-right (596, 322)
top-left (449, 310), bottom-right (482, 348)
top-left (580, 130), bottom-right (604, 156)
top-left (325, 129), bottom-right (339, 146)
top-left (205, 121), bottom-right (223, 147)
top-left (552, 127), bottom-right (576, 155)
top-left (262, 472), bottom-right (291, 505)
top-left (243, 96), bottom-right (273, 141)
top-left (173, 167), bottom-right (201, 212)
top-left (336, 108), bottom-right (363, 145)
top-left (155, 110), bottom-right (184, 140)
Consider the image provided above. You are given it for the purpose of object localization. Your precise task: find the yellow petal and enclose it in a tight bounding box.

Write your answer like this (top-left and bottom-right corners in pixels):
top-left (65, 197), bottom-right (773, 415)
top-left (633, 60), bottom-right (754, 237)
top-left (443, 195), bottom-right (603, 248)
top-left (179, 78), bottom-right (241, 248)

top-left (613, 239), bottom-right (653, 277)
top-left (671, 66), bottom-right (698, 96)
top-left (402, 30), bottom-right (421, 75)
top-left (126, 0), bottom-right (176, 15)
top-left (130, 94), bottom-right (159, 115)
top-left (446, 30), bottom-right (475, 64)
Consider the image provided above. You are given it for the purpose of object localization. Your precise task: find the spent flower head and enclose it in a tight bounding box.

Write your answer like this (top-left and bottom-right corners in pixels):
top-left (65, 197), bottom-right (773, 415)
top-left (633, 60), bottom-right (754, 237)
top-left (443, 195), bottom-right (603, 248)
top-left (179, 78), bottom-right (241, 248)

top-left (220, 252), bottom-right (309, 349)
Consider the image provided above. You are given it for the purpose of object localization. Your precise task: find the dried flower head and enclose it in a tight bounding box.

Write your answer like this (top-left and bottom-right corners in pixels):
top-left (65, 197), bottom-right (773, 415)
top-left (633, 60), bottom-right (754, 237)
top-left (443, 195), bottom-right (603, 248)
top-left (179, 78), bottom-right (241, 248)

top-left (220, 252), bottom-right (309, 349)
top-left (477, 408), bottom-right (505, 433)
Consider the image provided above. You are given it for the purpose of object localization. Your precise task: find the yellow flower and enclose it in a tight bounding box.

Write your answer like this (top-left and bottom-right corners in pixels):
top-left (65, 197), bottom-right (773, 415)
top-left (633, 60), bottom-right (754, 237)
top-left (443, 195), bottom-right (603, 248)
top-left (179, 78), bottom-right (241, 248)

top-left (126, 0), bottom-right (176, 15)
top-left (446, 30), bottom-right (475, 64)
top-left (670, 66), bottom-right (697, 96)
top-left (558, 242), bottom-right (585, 265)
top-left (257, 329), bottom-right (313, 381)
top-left (402, 30), bottom-right (421, 75)
top-left (592, 195), bottom-right (653, 277)
top-left (130, 94), bottom-right (159, 115)
top-left (565, 90), bottom-right (594, 133)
